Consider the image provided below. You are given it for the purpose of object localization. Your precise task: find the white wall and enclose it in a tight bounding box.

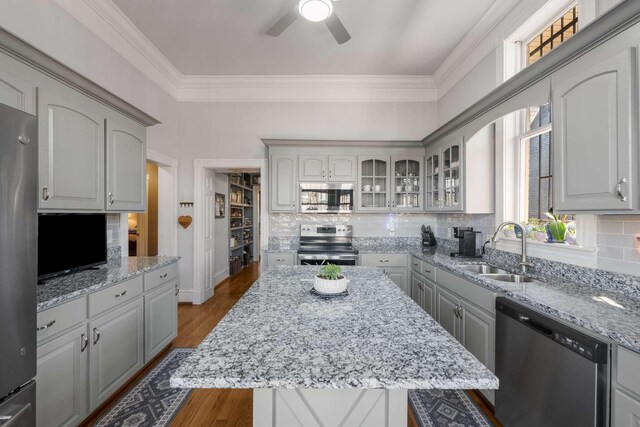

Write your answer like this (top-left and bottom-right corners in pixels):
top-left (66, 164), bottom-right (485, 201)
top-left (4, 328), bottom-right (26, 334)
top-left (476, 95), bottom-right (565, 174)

top-left (214, 173), bottom-right (229, 285)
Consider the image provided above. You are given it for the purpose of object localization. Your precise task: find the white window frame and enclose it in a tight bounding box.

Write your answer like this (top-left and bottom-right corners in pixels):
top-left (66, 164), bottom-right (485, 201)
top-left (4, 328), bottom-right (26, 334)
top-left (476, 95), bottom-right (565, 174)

top-left (496, 0), bottom-right (597, 267)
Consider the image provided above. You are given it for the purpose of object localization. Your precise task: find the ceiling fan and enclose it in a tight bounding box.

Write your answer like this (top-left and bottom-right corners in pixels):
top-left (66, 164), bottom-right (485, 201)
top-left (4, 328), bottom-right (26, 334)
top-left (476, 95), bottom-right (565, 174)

top-left (267, 0), bottom-right (351, 45)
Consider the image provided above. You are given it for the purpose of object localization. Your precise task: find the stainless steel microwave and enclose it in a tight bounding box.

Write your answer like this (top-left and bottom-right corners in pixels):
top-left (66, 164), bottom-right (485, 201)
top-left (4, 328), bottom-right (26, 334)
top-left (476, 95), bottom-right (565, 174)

top-left (299, 183), bottom-right (354, 213)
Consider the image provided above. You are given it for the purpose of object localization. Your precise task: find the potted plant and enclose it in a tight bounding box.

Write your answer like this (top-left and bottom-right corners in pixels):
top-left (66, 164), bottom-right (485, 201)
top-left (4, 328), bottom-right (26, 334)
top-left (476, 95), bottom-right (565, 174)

top-left (545, 212), bottom-right (568, 243)
top-left (314, 263), bottom-right (348, 294)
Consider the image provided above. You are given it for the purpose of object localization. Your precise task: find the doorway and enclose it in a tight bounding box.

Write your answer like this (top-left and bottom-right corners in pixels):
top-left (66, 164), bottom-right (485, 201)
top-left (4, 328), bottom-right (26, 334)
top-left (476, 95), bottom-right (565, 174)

top-left (193, 159), bottom-right (268, 305)
top-left (128, 161), bottom-right (159, 256)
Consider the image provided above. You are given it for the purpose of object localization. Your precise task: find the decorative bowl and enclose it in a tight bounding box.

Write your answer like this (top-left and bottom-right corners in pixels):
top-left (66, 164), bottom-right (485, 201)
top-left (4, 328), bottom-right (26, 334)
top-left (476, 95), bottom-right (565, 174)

top-left (314, 276), bottom-right (348, 294)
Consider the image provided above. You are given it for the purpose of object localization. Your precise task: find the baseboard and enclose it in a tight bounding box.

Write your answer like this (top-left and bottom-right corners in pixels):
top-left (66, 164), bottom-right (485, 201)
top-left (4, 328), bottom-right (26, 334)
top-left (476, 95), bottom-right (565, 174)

top-left (214, 269), bottom-right (229, 286)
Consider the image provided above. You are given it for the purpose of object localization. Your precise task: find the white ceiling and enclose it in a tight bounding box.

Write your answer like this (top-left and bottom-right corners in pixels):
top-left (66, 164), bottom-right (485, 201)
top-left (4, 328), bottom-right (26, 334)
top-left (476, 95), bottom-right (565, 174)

top-left (112, 0), bottom-right (496, 76)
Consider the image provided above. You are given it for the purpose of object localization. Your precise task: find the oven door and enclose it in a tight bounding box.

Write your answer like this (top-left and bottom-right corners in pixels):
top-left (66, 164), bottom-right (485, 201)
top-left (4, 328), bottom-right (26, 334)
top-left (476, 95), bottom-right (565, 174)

top-left (297, 254), bottom-right (358, 266)
top-left (299, 183), bottom-right (354, 213)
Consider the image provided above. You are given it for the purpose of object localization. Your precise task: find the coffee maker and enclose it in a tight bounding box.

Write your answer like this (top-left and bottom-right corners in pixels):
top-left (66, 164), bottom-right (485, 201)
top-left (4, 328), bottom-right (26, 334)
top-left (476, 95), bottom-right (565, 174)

top-left (450, 226), bottom-right (482, 258)
top-left (421, 225), bottom-right (437, 247)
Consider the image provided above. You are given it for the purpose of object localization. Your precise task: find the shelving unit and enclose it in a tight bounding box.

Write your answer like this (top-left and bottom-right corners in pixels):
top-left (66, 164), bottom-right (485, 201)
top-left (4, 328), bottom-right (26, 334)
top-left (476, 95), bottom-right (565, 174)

top-left (228, 172), bottom-right (258, 275)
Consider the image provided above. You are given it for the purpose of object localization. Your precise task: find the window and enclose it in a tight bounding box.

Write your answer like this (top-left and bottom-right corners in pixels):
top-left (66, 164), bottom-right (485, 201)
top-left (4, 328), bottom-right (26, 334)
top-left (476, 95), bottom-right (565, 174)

top-left (521, 104), bottom-right (552, 221)
top-left (526, 6), bottom-right (578, 65)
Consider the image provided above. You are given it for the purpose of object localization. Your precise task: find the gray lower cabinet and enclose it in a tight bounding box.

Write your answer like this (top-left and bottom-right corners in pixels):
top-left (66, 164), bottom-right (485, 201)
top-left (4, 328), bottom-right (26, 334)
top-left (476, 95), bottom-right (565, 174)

top-left (144, 282), bottom-right (178, 362)
top-left (266, 252), bottom-right (297, 266)
top-left (460, 300), bottom-right (496, 403)
top-left (614, 390), bottom-right (640, 427)
top-left (436, 287), bottom-right (461, 338)
top-left (38, 87), bottom-right (105, 211)
top-left (411, 274), bottom-right (424, 308)
top-left (384, 266), bottom-right (409, 295)
top-left (89, 297), bottom-right (144, 411)
top-left (106, 118), bottom-right (146, 212)
top-left (411, 273), bottom-right (436, 317)
top-left (36, 325), bottom-right (88, 427)
top-left (552, 38), bottom-right (637, 212)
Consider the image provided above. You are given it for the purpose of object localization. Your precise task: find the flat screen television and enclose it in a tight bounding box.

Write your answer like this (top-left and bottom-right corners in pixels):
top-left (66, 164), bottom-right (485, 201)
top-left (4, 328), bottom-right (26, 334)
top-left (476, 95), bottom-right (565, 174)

top-left (38, 213), bottom-right (107, 280)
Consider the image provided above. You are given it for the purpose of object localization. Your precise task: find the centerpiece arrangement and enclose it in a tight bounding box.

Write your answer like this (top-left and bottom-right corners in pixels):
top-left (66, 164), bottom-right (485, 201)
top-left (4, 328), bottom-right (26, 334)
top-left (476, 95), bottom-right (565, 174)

top-left (313, 263), bottom-right (348, 295)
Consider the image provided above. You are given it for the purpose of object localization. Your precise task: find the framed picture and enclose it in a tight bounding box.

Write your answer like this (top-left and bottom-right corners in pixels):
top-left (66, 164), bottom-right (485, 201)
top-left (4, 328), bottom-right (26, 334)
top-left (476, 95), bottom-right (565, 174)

top-left (215, 193), bottom-right (225, 218)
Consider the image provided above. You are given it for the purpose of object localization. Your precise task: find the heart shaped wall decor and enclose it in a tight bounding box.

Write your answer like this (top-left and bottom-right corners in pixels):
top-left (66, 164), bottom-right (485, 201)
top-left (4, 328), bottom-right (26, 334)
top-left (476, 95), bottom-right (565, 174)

top-left (178, 215), bottom-right (192, 229)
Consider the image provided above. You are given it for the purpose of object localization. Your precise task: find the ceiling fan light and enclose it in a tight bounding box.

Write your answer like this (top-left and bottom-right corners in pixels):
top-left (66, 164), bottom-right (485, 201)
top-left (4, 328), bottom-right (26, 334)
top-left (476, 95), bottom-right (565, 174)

top-left (298, 0), bottom-right (333, 22)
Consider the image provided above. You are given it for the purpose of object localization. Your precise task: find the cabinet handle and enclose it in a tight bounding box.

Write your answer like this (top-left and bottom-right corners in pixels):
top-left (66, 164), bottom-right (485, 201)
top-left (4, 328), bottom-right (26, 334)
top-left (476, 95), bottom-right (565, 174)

top-left (42, 186), bottom-right (50, 201)
top-left (413, 262), bottom-right (419, 267)
top-left (115, 290), bottom-right (127, 298)
top-left (108, 192), bottom-right (115, 205)
top-left (454, 306), bottom-right (459, 318)
top-left (36, 319), bottom-right (55, 331)
top-left (424, 269), bottom-right (431, 274)
top-left (93, 328), bottom-right (100, 345)
top-left (392, 201), bottom-right (395, 208)
top-left (81, 333), bottom-right (88, 352)
top-left (387, 200), bottom-right (390, 207)
top-left (175, 284), bottom-right (180, 296)
top-left (616, 178), bottom-right (627, 202)
top-left (160, 273), bottom-right (168, 279)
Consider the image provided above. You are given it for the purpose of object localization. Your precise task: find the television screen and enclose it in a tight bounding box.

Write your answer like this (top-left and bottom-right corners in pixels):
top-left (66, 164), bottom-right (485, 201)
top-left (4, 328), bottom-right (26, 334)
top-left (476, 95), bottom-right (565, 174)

top-left (38, 214), bottom-right (107, 280)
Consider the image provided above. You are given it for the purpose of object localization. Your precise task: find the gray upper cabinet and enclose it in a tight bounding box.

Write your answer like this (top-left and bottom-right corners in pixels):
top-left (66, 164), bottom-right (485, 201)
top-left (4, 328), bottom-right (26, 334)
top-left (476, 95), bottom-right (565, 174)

top-left (0, 68), bottom-right (34, 114)
top-left (328, 155), bottom-right (357, 182)
top-left (106, 118), bottom-right (146, 212)
top-left (270, 154), bottom-right (298, 212)
top-left (358, 156), bottom-right (390, 211)
top-left (36, 325), bottom-right (88, 427)
top-left (425, 135), bottom-right (464, 212)
top-left (552, 42), bottom-right (637, 212)
top-left (391, 157), bottom-right (423, 211)
top-left (298, 155), bottom-right (327, 181)
top-left (89, 298), bottom-right (144, 411)
top-left (38, 88), bottom-right (105, 211)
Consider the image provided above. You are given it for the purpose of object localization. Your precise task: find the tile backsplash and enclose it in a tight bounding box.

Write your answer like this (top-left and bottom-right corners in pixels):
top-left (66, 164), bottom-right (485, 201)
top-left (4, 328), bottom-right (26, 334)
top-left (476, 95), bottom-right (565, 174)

top-left (107, 213), bottom-right (122, 259)
top-left (597, 215), bottom-right (640, 277)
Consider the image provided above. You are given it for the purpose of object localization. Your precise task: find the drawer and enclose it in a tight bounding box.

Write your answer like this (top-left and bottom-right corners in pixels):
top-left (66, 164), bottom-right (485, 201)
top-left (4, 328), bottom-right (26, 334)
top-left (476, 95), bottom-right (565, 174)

top-left (360, 253), bottom-right (407, 267)
top-left (422, 261), bottom-right (436, 282)
top-left (144, 263), bottom-right (178, 292)
top-left (436, 268), bottom-right (496, 314)
top-left (267, 253), bottom-right (296, 266)
top-left (410, 257), bottom-right (423, 273)
top-left (37, 296), bottom-right (87, 343)
top-left (89, 276), bottom-right (143, 318)
top-left (618, 346), bottom-right (640, 396)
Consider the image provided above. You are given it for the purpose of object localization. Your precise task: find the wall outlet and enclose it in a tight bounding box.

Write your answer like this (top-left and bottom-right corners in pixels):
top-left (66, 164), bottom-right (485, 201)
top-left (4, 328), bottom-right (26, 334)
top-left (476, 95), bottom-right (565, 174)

top-left (107, 229), bottom-right (113, 244)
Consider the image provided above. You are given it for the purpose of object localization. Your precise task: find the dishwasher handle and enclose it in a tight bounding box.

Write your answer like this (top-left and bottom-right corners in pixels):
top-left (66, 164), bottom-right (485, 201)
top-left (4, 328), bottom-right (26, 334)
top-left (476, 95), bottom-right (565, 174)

top-left (518, 314), bottom-right (553, 337)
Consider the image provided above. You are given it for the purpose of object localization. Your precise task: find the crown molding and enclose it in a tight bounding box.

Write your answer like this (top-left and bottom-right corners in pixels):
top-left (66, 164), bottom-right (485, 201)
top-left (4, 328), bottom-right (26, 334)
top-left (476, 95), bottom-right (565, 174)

top-left (53, 0), bottom-right (437, 103)
top-left (179, 75), bottom-right (437, 103)
top-left (433, 0), bottom-right (522, 99)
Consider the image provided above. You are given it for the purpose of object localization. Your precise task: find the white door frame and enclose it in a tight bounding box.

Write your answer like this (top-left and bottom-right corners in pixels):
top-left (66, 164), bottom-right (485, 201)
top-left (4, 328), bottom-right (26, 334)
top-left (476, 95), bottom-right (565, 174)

top-left (119, 149), bottom-right (179, 259)
top-left (193, 158), bottom-right (268, 305)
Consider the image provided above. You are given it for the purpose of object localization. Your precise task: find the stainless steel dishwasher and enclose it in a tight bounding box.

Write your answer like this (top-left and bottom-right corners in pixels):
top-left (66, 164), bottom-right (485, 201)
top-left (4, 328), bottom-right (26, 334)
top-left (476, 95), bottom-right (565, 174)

top-left (495, 297), bottom-right (610, 427)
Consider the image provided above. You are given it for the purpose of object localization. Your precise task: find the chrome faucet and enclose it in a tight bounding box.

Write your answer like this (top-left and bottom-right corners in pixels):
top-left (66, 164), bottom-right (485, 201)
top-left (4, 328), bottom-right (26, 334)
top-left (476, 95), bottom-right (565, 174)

top-left (491, 221), bottom-right (533, 275)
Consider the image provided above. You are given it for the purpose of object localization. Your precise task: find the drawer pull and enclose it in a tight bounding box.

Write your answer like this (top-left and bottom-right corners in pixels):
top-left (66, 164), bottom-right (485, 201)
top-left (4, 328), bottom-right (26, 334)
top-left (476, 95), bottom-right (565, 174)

top-left (42, 186), bottom-right (50, 201)
top-left (175, 285), bottom-right (180, 296)
top-left (160, 273), bottom-right (168, 279)
top-left (115, 290), bottom-right (127, 298)
top-left (425, 269), bottom-right (431, 274)
top-left (36, 320), bottom-right (56, 331)
top-left (413, 262), bottom-right (419, 267)
top-left (93, 328), bottom-right (100, 345)
top-left (81, 333), bottom-right (88, 352)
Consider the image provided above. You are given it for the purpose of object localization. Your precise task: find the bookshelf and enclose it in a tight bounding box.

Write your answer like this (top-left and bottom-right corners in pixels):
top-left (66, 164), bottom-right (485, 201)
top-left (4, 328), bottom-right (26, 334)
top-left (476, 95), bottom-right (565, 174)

top-left (228, 172), bottom-right (258, 275)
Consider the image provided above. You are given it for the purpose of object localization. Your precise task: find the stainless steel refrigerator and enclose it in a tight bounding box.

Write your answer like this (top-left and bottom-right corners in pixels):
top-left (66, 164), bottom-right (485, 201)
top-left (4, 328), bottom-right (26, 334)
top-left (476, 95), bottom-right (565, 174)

top-left (0, 103), bottom-right (37, 426)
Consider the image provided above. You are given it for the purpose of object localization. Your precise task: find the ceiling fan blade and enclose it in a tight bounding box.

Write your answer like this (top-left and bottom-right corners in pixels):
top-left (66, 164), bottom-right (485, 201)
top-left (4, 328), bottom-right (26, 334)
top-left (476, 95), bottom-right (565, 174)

top-left (266, 5), bottom-right (300, 37)
top-left (325, 13), bottom-right (351, 44)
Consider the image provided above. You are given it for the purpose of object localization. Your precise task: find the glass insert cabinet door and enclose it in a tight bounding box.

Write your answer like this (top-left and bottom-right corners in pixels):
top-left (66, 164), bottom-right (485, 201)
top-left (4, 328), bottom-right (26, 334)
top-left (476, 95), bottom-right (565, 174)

top-left (392, 157), bottom-right (422, 210)
top-left (358, 157), bottom-right (389, 210)
top-left (425, 153), bottom-right (440, 209)
top-left (442, 143), bottom-right (461, 209)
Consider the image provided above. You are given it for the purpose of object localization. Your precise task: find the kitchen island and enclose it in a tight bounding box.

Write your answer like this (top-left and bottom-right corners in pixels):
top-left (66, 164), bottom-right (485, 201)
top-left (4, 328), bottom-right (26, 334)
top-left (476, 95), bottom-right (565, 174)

top-left (171, 266), bottom-right (497, 426)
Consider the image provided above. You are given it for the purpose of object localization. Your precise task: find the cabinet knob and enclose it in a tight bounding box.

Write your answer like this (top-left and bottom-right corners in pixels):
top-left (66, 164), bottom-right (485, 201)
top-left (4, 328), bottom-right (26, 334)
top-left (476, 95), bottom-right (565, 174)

top-left (42, 186), bottom-right (50, 201)
top-left (616, 178), bottom-right (627, 202)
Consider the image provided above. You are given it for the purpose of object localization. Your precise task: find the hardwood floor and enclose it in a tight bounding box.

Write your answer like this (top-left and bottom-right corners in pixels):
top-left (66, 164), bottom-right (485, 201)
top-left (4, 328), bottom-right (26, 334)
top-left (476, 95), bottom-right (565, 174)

top-left (89, 261), bottom-right (498, 426)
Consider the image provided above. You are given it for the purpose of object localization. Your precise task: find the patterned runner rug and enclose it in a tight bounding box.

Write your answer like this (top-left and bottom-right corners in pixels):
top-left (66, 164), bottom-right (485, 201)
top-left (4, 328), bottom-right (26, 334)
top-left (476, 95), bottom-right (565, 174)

top-left (409, 389), bottom-right (494, 427)
top-left (94, 348), bottom-right (193, 427)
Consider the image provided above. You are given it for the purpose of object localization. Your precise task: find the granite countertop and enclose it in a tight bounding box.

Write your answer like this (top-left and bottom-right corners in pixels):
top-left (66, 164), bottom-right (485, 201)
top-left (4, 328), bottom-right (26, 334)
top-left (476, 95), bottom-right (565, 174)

top-left (37, 256), bottom-right (180, 312)
top-left (372, 244), bottom-right (640, 352)
top-left (171, 266), bottom-right (498, 390)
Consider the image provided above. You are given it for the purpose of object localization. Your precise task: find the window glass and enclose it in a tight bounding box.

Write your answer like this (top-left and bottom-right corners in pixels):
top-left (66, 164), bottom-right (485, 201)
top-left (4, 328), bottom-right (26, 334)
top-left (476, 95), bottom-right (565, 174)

top-left (527, 6), bottom-right (578, 65)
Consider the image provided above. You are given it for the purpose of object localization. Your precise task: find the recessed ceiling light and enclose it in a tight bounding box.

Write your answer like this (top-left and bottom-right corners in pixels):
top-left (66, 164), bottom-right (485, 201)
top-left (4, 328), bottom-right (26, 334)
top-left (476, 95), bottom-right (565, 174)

top-left (298, 0), bottom-right (334, 22)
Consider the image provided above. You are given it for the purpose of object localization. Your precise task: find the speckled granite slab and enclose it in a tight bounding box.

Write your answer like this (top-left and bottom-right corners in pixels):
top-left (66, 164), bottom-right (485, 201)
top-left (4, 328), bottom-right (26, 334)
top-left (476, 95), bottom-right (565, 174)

top-left (37, 256), bottom-right (180, 312)
top-left (400, 246), bottom-right (640, 352)
top-left (171, 266), bottom-right (498, 390)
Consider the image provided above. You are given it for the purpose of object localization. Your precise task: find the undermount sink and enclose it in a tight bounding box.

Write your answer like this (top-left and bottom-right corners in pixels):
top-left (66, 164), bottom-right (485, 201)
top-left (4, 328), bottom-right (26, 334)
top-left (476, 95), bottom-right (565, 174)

top-left (460, 264), bottom-right (509, 275)
top-left (479, 273), bottom-right (534, 283)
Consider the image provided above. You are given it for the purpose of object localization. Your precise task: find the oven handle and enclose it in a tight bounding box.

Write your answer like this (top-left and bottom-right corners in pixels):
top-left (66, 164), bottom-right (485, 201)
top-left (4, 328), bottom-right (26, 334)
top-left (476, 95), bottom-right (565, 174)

top-left (297, 254), bottom-right (360, 261)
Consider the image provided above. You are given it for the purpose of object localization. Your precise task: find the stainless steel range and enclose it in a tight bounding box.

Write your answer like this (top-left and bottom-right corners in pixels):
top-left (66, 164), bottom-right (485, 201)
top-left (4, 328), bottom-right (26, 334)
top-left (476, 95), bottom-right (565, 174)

top-left (297, 225), bottom-right (359, 265)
